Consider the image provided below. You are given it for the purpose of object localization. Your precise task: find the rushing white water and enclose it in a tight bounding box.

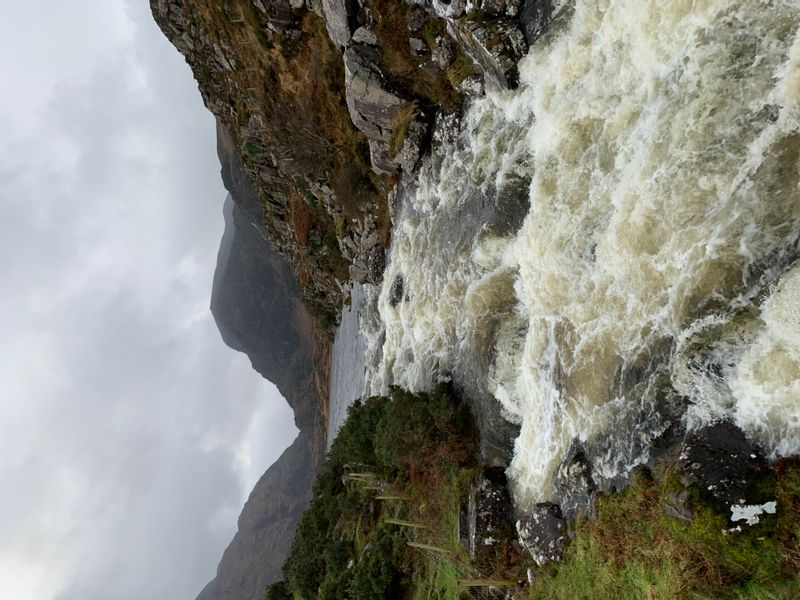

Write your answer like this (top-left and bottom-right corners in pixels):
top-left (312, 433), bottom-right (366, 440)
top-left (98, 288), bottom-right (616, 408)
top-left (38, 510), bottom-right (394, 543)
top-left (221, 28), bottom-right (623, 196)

top-left (362, 0), bottom-right (800, 508)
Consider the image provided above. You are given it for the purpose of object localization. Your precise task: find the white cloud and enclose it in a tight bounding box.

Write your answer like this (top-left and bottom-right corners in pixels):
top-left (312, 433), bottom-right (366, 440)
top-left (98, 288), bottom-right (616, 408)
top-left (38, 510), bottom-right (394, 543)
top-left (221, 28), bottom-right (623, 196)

top-left (0, 2), bottom-right (299, 599)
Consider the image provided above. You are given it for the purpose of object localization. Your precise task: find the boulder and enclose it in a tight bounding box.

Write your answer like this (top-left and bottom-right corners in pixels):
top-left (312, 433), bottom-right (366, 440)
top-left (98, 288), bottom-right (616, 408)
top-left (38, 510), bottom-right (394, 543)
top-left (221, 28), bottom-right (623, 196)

top-left (516, 503), bottom-right (566, 566)
top-left (518, 0), bottom-right (554, 45)
top-left (432, 35), bottom-right (455, 69)
top-left (676, 422), bottom-right (776, 522)
top-left (396, 117), bottom-right (428, 173)
top-left (410, 37), bottom-right (428, 57)
top-left (389, 274), bottom-right (404, 307)
top-left (554, 444), bottom-right (596, 521)
top-left (343, 45), bottom-right (408, 141)
top-left (446, 17), bottom-right (527, 88)
top-left (465, 467), bottom-right (516, 562)
top-left (322, 0), bottom-right (355, 47)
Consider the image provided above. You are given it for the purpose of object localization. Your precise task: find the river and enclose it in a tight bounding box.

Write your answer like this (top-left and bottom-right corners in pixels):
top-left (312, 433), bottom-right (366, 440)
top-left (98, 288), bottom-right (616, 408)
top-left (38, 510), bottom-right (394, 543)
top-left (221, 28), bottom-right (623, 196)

top-left (333, 0), bottom-right (800, 510)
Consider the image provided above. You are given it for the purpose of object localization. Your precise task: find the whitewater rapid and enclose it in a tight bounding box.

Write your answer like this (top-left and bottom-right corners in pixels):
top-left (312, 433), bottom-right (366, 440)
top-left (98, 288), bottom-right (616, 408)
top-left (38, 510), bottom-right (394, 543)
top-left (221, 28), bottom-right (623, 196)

top-left (361, 0), bottom-right (800, 508)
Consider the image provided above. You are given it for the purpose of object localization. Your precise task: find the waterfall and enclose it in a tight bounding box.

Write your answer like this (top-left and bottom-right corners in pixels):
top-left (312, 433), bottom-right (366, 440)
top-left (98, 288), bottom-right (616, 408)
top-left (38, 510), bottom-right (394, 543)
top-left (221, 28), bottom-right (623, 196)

top-left (362, 0), bottom-right (800, 508)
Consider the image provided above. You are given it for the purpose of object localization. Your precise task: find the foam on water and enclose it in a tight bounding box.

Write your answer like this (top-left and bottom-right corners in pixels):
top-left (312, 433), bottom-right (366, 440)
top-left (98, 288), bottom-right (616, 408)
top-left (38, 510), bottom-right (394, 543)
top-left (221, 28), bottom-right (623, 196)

top-left (363, 0), bottom-right (800, 508)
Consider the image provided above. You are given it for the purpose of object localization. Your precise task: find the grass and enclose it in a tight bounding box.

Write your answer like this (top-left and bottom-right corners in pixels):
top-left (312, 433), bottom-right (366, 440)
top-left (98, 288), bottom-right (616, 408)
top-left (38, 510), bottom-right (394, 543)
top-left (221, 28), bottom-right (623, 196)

top-left (528, 461), bottom-right (800, 599)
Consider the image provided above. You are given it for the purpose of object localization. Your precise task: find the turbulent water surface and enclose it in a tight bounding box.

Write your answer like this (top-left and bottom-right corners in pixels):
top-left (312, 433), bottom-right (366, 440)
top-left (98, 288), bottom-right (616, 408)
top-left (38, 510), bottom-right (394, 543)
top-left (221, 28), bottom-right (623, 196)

top-left (356, 0), bottom-right (800, 508)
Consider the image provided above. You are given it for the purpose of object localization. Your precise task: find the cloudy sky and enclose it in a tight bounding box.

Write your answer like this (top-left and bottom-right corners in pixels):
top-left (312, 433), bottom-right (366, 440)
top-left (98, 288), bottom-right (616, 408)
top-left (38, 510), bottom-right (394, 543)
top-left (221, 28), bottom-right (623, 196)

top-left (0, 2), bottom-right (298, 599)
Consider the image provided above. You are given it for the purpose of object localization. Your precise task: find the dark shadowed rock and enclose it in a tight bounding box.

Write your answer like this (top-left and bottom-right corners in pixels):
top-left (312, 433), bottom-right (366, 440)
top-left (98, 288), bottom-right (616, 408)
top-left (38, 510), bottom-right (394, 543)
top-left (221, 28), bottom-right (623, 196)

top-left (676, 422), bottom-right (775, 518)
top-left (555, 443), bottom-right (596, 521)
top-left (466, 467), bottom-right (515, 562)
top-left (516, 503), bottom-right (566, 566)
top-left (518, 0), bottom-right (553, 44)
top-left (389, 274), bottom-right (404, 308)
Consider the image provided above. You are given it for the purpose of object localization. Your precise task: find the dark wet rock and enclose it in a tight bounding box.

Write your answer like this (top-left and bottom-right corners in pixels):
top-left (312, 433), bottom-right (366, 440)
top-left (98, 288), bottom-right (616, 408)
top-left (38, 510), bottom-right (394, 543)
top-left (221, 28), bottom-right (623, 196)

top-left (518, 0), bottom-right (553, 45)
top-left (366, 245), bottom-right (386, 282)
top-left (555, 443), bottom-right (597, 521)
top-left (408, 6), bottom-right (428, 32)
top-left (432, 35), bottom-right (455, 69)
top-left (459, 73), bottom-right (485, 96)
top-left (466, 467), bottom-right (516, 562)
top-left (676, 422), bottom-right (775, 516)
top-left (389, 275), bottom-right (404, 308)
top-left (516, 503), bottom-right (567, 566)
top-left (662, 489), bottom-right (694, 523)
top-left (446, 17), bottom-right (527, 88)
top-left (410, 36), bottom-right (428, 57)
top-left (480, 0), bottom-right (523, 17)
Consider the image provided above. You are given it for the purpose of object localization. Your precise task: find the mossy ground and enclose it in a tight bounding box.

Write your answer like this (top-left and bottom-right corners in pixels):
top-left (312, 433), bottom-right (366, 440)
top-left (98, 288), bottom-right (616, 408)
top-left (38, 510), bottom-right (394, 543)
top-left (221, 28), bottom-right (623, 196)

top-left (529, 461), bottom-right (800, 599)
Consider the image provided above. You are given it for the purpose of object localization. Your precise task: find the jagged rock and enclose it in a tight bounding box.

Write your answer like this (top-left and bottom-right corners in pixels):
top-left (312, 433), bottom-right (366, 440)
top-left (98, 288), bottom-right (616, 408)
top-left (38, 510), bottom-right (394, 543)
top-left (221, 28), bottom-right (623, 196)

top-left (446, 17), bottom-right (527, 88)
top-left (466, 467), bottom-right (515, 562)
top-left (368, 139), bottom-right (399, 175)
top-left (343, 45), bottom-right (408, 140)
top-left (322, 0), bottom-right (355, 47)
top-left (367, 245), bottom-right (386, 282)
top-left (459, 73), bottom-right (485, 96)
top-left (389, 275), bottom-right (404, 307)
top-left (432, 35), bottom-right (455, 69)
top-left (517, 503), bottom-right (566, 566)
top-left (351, 25), bottom-right (377, 45)
top-left (396, 117), bottom-right (428, 173)
top-left (518, 0), bottom-right (554, 45)
top-left (431, 0), bottom-right (468, 19)
top-left (676, 422), bottom-right (775, 519)
top-left (410, 36), bottom-right (428, 57)
top-left (481, 0), bottom-right (523, 16)
top-left (555, 443), bottom-right (596, 521)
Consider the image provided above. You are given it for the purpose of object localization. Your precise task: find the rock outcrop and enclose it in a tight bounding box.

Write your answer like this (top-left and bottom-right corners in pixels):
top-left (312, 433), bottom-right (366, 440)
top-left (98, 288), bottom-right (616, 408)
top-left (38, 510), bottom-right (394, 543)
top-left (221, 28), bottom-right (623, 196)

top-left (676, 422), bottom-right (776, 521)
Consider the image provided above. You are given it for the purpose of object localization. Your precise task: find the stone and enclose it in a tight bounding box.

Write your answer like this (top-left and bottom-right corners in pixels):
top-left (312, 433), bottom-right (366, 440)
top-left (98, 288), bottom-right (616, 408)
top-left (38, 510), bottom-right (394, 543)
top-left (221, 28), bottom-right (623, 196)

top-left (517, 503), bottom-right (567, 566)
top-left (554, 443), bottom-right (596, 521)
top-left (396, 118), bottom-right (428, 173)
top-left (409, 37), bottom-right (428, 57)
top-left (389, 275), bottom-right (404, 307)
top-left (676, 422), bottom-right (775, 518)
top-left (480, 0), bottom-right (523, 16)
top-left (351, 25), bottom-right (377, 46)
top-left (367, 245), bottom-right (386, 282)
top-left (432, 35), bottom-right (455, 69)
top-left (466, 467), bottom-right (515, 562)
top-left (407, 6), bottom-right (427, 32)
top-left (343, 45), bottom-right (408, 141)
top-left (431, 0), bottom-right (468, 18)
top-left (447, 17), bottom-right (527, 88)
top-left (518, 0), bottom-right (555, 45)
top-left (459, 73), bottom-right (485, 96)
top-left (368, 139), bottom-right (399, 176)
top-left (322, 0), bottom-right (354, 47)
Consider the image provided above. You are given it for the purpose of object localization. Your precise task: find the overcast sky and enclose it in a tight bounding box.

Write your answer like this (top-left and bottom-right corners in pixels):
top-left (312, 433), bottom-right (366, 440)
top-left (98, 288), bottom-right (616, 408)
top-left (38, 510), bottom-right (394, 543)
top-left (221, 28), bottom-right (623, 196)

top-left (0, 2), bottom-right (298, 599)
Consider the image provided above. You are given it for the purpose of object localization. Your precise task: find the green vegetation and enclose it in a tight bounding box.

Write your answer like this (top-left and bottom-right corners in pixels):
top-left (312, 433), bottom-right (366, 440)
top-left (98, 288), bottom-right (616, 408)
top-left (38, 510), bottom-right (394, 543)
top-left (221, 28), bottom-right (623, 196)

top-left (268, 387), bottom-right (800, 599)
top-left (266, 385), bottom-right (528, 599)
top-left (529, 463), bottom-right (800, 599)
